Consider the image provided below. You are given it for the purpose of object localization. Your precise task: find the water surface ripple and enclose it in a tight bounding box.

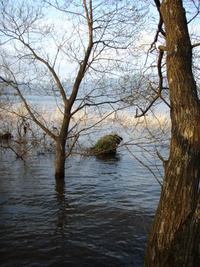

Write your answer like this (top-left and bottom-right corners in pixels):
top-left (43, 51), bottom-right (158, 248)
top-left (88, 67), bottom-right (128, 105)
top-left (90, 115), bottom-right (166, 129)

top-left (0, 151), bottom-right (160, 267)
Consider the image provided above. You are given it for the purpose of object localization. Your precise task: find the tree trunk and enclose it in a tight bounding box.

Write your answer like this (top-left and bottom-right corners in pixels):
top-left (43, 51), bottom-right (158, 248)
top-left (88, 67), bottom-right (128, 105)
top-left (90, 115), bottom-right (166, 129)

top-left (145, 1), bottom-right (200, 266)
top-left (55, 139), bottom-right (66, 179)
top-left (55, 113), bottom-right (70, 180)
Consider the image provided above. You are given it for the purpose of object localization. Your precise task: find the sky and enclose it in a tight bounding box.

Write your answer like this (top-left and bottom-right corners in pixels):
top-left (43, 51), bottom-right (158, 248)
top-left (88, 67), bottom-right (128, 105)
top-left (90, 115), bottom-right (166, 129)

top-left (0, 0), bottom-right (200, 118)
top-left (1, 0), bottom-right (200, 77)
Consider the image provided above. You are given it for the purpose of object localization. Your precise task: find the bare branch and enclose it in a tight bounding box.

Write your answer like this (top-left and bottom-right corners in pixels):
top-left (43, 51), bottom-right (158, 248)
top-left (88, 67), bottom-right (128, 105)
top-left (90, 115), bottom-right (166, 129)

top-left (125, 145), bottom-right (163, 187)
top-left (135, 95), bottom-right (159, 118)
top-left (43, 0), bottom-right (87, 19)
top-left (136, 46), bottom-right (170, 118)
top-left (149, 0), bottom-right (166, 51)
top-left (71, 99), bottom-right (123, 116)
top-left (17, 39), bottom-right (68, 105)
top-left (0, 143), bottom-right (24, 160)
top-left (0, 75), bottom-right (57, 140)
top-left (68, 0), bottom-right (94, 110)
top-left (65, 133), bottom-right (79, 158)
top-left (192, 42), bottom-right (200, 48)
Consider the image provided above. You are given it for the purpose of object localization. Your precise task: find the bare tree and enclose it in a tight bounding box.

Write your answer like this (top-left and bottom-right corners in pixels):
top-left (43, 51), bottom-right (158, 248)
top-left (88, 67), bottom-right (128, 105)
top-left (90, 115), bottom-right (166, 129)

top-left (0, 0), bottom-right (143, 179)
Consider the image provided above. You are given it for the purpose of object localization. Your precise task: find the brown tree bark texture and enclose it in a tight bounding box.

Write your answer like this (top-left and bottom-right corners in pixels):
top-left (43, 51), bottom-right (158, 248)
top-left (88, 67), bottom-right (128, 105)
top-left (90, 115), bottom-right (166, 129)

top-left (55, 139), bottom-right (66, 180)
top-left (145, 1), bottom-right (200, 266)
top-left (55, 112), bottom-right (70, 180)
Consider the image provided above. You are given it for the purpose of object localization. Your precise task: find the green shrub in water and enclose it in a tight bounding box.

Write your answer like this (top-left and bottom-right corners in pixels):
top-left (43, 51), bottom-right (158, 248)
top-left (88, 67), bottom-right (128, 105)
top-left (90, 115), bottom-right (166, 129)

top-left (90, 134), bottom-right (123, 155)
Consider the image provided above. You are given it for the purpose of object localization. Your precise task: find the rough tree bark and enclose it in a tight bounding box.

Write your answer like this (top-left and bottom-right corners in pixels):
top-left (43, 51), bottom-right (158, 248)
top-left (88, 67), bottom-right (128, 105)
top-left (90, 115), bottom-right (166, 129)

top-left (145, 0), bottom-right (200, 266)
top-left (55, 112), bottom-right (70, 179)
top-left (55, 140), bottom-right (66, 179)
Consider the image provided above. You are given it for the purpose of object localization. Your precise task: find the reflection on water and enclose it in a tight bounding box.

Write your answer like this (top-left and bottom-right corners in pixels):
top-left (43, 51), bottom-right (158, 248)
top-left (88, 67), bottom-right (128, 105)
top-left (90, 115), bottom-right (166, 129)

top-left (95, 153), bottom-right (121, 162)
top-left (0, 150), bottom-right (160, 267)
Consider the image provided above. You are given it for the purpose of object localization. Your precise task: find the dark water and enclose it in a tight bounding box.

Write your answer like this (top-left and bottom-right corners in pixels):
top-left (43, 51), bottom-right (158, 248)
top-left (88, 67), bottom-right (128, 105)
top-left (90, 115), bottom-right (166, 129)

top-left (0, 150), bottom-right (161, 267)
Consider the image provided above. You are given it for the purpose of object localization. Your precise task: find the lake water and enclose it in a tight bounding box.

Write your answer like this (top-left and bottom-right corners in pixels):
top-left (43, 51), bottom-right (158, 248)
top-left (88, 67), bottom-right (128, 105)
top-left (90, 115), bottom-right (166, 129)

top-left (0, 147), bottom-right (161, 267)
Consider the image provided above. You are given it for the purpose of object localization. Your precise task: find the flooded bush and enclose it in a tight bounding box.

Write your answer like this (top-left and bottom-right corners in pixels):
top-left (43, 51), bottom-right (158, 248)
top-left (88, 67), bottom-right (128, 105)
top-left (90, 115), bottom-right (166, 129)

top-left (89, 134), bottom-right (123, 156)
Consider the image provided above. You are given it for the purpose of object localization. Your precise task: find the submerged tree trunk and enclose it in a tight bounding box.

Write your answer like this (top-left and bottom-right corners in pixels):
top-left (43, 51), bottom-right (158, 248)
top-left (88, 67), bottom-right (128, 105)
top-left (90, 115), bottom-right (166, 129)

top-left (145, 1), bottom-right (200, 266)
top-left (55, 113), bottom-right (70, 180)
top-left (55, 139), bottom-right (66, 179)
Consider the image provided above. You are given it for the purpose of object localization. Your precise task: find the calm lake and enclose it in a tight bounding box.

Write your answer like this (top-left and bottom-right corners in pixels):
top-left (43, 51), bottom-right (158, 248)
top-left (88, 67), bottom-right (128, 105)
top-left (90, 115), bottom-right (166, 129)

top-left (0, 147), bottom-right (161, 267)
